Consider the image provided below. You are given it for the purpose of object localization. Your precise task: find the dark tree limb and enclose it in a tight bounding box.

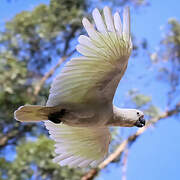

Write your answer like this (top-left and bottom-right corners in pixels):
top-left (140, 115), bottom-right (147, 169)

top-left (0, 124), bottom-right (34, 149)
top-left (0, 51), bottom-right (76, 150)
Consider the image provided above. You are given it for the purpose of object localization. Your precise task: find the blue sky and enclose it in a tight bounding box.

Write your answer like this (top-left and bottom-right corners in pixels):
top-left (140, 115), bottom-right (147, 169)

top-left (0, 0), bottom-right (180, 180)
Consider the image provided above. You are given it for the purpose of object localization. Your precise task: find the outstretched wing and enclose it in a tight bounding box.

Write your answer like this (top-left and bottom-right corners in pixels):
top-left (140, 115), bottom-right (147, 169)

top-left (47, 6), bottom-right (132, 107)
top-left (45, 121), bottom-right (111, 168)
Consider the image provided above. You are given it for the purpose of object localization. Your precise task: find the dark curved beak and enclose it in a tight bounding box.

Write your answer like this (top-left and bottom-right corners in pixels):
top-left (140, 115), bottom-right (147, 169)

top-left (135, 116), bottom-right (146, 128)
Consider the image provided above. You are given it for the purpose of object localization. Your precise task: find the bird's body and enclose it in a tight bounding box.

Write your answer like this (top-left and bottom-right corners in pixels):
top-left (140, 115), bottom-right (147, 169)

top-left (14, 6), bottom-right (146, 168)
top-left (58, 103), bottom-right (112, 127)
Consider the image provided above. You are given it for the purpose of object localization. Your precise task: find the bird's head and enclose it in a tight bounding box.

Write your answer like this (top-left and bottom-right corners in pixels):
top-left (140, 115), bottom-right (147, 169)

top-left (124, 109), bottom-right (146, 127)
top-left (113, 107), bottom-right (146, 128)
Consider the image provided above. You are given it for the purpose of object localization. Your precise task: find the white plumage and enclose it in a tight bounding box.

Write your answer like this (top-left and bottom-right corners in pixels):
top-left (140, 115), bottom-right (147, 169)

top-left (45, 121), bottom-right (110, 167)
top-left (45, 6), bottom-right (131, 168)
top-left (47, 6), bottom-right (132, 107)
top-left (14, 6), bottom-right (146, 168)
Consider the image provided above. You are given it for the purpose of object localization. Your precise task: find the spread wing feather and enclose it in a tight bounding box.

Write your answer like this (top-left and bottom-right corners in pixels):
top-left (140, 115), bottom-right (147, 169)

top-left (47, 6), bottom-right (132, 107)
top-left (45, 121), bottom-right (111, 168)
top-left (45, 6), bottom-right (132, 168)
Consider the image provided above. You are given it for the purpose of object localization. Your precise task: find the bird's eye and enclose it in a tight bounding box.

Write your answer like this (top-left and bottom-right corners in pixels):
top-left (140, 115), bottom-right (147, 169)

top-left (137, 112), bottom-right (140, 115)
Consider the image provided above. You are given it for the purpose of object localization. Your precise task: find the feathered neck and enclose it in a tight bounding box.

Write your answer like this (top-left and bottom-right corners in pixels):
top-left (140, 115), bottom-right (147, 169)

top-left (106, 106), bottom-right (136, 127)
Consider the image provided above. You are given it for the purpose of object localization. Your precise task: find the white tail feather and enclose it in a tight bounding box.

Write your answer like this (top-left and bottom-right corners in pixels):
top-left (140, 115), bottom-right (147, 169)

top-left (14, 105), bottom-right (59, 122)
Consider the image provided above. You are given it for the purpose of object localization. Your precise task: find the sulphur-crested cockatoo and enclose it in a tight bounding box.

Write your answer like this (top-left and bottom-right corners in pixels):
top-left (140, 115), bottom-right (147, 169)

top-left (14, 6), bottom-right (145, 168)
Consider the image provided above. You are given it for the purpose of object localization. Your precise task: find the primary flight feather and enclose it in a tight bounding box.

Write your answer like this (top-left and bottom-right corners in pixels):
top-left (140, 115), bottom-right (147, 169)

top-left (14, 6), bottom-right (145, 168)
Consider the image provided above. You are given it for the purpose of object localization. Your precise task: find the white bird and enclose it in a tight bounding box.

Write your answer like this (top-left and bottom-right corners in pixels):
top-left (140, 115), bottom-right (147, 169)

top-left (14, 6), bottom-right (145, 168)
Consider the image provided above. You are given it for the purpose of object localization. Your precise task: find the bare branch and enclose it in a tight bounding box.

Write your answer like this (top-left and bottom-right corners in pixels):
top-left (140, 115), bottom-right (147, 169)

top-left (122, 148), bottom-right (128, 180)
top-left (0, 124), bottom-right (34, 149)
top-left (0, 130), bottom-right (18, 148)
top-left (34, 50), bottom-right (75, 96)
top-left (0, 51), bottom-right (77, 149)
top-left (81, 104), bottom-right (180, 180)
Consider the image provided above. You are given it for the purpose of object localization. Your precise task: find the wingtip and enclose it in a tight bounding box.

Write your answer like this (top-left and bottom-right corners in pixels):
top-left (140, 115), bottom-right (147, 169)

top-left (123, 6), bottom-right (130, 19)
top-left (92, 7), bottom-right (99, 14)
top-left (123, 6), bottom-right (130, 41)
top-left (103, 6), bottom-right (110, 12)
top-left (114, 11), bottom-right (122, 34)
top-left (82, 17), bottom-right (87, 25)
top-left (82, 17), bottom-right (93, 29)
top-left (103, 6), bottom-right (116, 32)
top-left (124, 6), bottom-right (130, 12)
top-left (103, 6), bottom-right (111, 17)
top-left (92, 8), bottom-right (99, 21)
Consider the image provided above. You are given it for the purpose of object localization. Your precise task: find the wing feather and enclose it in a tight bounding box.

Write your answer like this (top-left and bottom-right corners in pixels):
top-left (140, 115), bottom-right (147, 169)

top-left (114, 12), bottom-right (123, 34)
top-left (92, 8), bottom-right (107, 33)
top-left (123, 7), bottom-right (130, 41)
top-left (45, 121), bottom-right (110, 168)
top-left (82, 18), bottom-right (99, 40)
top-left (47, 7), bottom-right (131, 106)
top-left (44, 7), bottom-right (132, 168)
top-left (103, 6), bottom-right (116, 32)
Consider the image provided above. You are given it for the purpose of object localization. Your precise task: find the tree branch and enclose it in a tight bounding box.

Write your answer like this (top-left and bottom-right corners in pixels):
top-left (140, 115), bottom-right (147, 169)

top-left (0, 130), bottom-right (18, 148)
top-left (122, 148), bottom-right (128, 180)
top-left (81, 104), bottom-right (180, 180)
top-left (0, 124), bottom-right (34, 149)
top-left (34, 50), bottom-right (75, 96)
top-left (0, 50), bottom-right (76, 150)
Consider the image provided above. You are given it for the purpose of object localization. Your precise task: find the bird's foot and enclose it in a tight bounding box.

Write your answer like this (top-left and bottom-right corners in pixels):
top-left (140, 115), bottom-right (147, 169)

top-left (135, 116), bottom-right (146, 128)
